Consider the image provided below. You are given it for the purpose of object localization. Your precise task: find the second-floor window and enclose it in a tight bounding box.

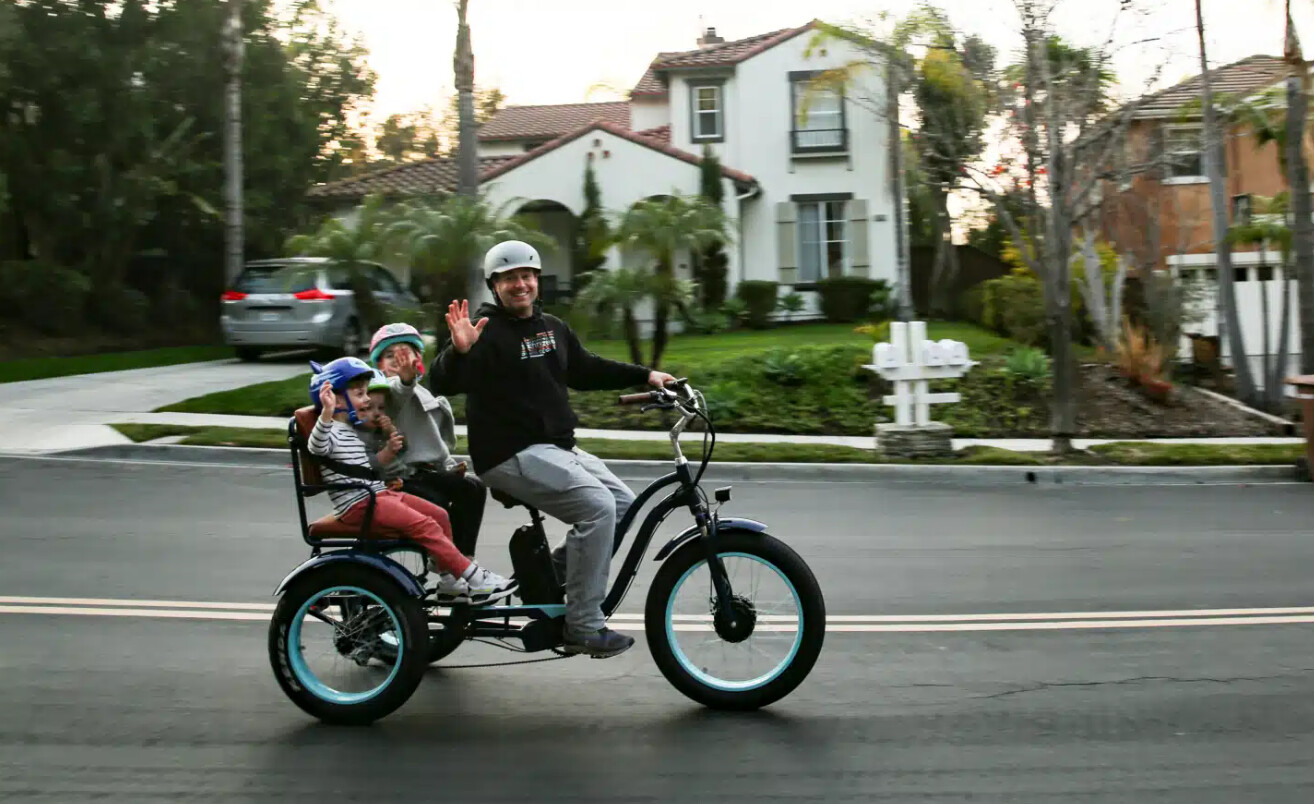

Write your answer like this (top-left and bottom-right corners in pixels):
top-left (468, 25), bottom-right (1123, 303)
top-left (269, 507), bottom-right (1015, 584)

top-left (790, 71), bottom-right (847, 154)
top-left (1165, 124), bottom-right (1204, 180)
top-left (690, 82), bottom-right (724, 142)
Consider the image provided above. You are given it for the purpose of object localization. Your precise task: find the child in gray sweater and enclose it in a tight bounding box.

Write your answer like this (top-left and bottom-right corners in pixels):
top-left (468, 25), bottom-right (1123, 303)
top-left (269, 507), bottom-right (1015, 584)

top-left (368, 324), bottom-right (488, 556)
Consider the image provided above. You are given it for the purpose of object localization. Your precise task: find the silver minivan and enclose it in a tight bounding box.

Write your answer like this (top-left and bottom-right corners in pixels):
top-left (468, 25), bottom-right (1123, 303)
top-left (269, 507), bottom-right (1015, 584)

top-left (220, 258), bottom-right (420, 361)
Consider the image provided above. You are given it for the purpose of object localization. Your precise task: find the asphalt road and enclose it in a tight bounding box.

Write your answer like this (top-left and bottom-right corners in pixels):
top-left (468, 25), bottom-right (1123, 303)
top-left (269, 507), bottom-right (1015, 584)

top-left (2, 454), bottom-right (1314, 802)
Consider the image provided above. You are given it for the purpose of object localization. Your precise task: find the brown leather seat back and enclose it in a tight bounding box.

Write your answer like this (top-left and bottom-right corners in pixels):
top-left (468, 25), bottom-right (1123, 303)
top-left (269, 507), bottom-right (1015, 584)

top-left (292, 406), bottom-right (324, 489)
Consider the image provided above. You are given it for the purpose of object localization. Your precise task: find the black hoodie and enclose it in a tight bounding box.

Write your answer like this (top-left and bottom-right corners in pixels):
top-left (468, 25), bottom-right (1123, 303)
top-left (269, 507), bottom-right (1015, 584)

top-left (428, 301), bottom-right (650, 474)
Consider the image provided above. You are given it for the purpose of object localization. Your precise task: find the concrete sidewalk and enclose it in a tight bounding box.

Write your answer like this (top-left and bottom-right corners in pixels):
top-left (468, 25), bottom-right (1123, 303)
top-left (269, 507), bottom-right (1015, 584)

top-left (1, 357), bottom-right (1304, 455)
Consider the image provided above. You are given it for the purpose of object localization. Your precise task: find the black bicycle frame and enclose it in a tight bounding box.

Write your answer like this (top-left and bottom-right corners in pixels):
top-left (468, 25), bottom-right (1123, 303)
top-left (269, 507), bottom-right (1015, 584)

top-left (463, 458), bottom-right (735, 637)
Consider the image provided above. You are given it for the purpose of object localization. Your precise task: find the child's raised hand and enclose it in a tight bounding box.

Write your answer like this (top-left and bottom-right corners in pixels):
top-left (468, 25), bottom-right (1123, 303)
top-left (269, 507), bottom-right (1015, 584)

top-left (398, 348), bottom-right (418, 383)
top-left (317, 382), bottom-right (336, 421)
top-left (376, 413), bottom-right (394, 432)
top-left (387, 429), bottom-right (405, 453)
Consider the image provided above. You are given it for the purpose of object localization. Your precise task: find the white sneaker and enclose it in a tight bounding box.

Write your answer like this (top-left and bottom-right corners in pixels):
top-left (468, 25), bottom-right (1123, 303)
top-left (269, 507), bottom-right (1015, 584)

top-left (462, 564), bottom-right (519, 605)
top-left (434, 572), bottom-right (472, 604)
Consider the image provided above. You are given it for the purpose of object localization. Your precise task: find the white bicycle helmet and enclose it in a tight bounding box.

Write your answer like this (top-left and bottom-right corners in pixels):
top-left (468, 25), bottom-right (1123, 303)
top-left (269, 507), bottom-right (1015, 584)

top-left (482, 240), bottom-right (541, 283)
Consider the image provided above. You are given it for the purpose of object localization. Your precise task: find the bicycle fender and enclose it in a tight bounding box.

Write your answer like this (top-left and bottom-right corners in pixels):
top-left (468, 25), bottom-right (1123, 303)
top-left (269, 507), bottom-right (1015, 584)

top-left (274, 551), bottom-right (426, 598)
top-left (653, 517), bottom-right (768, 562)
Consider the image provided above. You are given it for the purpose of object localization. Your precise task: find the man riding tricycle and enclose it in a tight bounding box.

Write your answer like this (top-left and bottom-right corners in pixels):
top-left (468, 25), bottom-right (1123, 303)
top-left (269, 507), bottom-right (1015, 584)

top-left (267, 241), bottom-right (827, 725)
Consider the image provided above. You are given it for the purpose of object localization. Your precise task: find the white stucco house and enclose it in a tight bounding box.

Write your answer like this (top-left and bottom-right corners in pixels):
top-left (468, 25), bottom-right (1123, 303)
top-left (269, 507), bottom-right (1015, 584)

top-left (307, 21), bottom-right (897, 321)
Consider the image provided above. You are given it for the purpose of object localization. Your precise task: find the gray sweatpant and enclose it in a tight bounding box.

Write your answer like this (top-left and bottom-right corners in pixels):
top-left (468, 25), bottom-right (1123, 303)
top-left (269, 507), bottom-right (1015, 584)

top-left (480, 444), bottom-right (635, 635)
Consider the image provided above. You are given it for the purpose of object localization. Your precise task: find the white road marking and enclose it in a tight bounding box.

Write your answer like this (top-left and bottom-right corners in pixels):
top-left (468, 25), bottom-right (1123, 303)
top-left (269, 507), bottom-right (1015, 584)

top-left (2, 596), bottom-right (1313, 632)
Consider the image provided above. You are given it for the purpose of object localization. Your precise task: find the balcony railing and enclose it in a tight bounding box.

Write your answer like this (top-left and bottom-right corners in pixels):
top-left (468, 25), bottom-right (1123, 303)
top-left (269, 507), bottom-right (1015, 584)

top-left (791, 128), bottom-right (848, 154)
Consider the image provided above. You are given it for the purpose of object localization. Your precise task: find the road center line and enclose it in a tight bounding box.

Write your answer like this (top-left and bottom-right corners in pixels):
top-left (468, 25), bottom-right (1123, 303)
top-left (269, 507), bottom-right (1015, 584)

top-left (2, 597), bottom-right (1313, 632)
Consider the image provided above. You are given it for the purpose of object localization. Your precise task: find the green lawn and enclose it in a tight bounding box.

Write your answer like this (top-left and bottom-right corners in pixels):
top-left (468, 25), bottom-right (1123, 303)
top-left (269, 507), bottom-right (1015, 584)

top-left (1087, 441), bottom-right (1303, 466)
top-left (156, 321), bottom-right (1016, 420)
top-left (0, 345), bottom-right (231, 384)
top-left (586, 321), bottom-right (1021, 363)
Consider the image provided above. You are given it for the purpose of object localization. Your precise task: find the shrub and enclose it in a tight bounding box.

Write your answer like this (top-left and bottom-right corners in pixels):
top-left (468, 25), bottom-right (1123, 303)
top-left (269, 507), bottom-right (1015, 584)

top-left (0, 260), bottom-right (92, 335)
top-left (960, 284), bottom-right (986, 328)
top-left (985, 271), bottom-right (1047, 346)
top-left (1003, 347), bottom-right (1050, 382)
top-left (776, 292), bottom-right (805, 322)
top-left (735, 280), bottom-right (779, 329)
top-left (153, 279), bottom-right (202, 332)
top-left (685, 306), bottom-right (728, 334)
top-left (719, 297), bottom-right (748, 330)
top-left (868, 280), bottom-right (894, 321)
top-left (88, 282), bottom-right (151, 335)
top-left (761, 350), bottom-right (806, 387)
top-left (816, 277), bottom-right (881, 322)
top-left (853, 320), bottom-right (891, 343)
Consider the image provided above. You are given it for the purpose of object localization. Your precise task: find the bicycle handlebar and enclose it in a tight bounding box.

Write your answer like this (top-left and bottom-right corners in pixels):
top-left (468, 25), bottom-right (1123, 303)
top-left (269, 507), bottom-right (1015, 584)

top-left (617, 391), bottom-right (654, 405)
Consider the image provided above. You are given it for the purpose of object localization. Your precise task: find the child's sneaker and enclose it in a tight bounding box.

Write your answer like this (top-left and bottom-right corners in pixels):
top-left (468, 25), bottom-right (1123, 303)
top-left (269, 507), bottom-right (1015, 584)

top-left (461, 563), bottom-right (518, 605)
top-left (433, 572), bottom-right (472, 605)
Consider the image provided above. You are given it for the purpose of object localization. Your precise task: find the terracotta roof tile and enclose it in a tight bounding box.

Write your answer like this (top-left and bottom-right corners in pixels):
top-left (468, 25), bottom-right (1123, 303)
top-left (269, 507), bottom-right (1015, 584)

top-left (477, 102), bottom-right (630, 142)
top-left (628, 22), bottom-right (819, 97)
top-left (1135, 54), bottom-right (1287, 117)
top-left (306, 155), bottom-right (518, 200)
top-left (480, 119), bottom-right (756, 189)
top-left (634, 124), bottom-right (671, 144)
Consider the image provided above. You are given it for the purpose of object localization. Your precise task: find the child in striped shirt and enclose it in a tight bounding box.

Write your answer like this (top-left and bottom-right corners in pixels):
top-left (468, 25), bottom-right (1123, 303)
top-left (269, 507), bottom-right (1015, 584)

top-left (308, 359), bottom-right (516, 605)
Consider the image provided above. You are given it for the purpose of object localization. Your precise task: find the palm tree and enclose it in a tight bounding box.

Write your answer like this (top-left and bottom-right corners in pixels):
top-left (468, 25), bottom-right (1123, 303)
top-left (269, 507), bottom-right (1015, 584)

top-left (285, 194), bottom-right (392, 334)
top-left (453, 0), bottom-right (477, 198)
top-left (383, 193), bottom-right (553, 339)
top-left (616, 193), bottom-right (730, 368)
top-left (571, 267), bottom-right (663, 365)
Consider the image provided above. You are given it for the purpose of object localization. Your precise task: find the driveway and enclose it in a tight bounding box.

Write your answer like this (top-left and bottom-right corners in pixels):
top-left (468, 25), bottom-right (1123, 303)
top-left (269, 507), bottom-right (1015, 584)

top-left (0, 357), bottom-right (308, 453)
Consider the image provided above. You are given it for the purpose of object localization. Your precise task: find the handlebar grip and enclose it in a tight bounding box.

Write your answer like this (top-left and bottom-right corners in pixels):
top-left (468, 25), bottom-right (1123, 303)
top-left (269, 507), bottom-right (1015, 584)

top-left (617, 391), bottom-right (654, 405)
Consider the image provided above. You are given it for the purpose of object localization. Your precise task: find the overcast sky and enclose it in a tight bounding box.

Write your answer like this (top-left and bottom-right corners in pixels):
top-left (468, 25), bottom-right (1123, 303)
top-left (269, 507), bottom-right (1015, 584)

top-left (322, 0), bottom-right (1312, 122)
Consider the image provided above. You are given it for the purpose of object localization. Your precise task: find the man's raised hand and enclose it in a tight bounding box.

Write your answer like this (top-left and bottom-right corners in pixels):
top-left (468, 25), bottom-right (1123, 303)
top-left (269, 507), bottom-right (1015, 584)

top-left (445, 299), bottom-right (488, 354)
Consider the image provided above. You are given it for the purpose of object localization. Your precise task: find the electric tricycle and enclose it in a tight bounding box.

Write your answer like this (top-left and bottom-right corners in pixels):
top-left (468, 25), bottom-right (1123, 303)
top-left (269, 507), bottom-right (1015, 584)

top-left (268, 380), bottom-right (826, 725)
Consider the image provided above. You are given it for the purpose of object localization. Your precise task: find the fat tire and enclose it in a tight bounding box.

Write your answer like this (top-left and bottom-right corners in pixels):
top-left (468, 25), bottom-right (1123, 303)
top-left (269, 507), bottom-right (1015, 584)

top-left (268, 563), bottom-right (428, 725)
top-left (645, 532), bottom-right (825, 710)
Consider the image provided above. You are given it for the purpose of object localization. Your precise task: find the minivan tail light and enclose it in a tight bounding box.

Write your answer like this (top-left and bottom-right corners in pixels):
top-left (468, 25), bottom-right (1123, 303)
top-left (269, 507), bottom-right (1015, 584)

top-left (293, 288), bottom-right (334, 301)
top-left (220, 290), bottom-right (247, 301)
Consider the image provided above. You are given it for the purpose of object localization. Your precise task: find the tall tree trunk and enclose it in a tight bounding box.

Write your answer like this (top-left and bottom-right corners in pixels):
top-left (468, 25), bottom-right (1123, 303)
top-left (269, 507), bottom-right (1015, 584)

top-left (887, 55), bottom-right (914, 320)
top-left (222, 0), bottom-right (244, 288)
top-left (453, 0), bottom-right (478, 300)
top-left (454, 0), bottom-right (476, 197)
top-left (1271, 252), bottom-right (1294, 409)
top-left (927, 190), bottom-right (952, 317)
top-left (1260, 244), bottom-right (1272, 401)
top-left (1196, 0), bottom-right (1258, 403)
top-left (622, 307), bottom-right (643, 365)
top-left (1284, 7), bottom-right (1314, 373)
top-left (649, 256), bottom-right (673, 369)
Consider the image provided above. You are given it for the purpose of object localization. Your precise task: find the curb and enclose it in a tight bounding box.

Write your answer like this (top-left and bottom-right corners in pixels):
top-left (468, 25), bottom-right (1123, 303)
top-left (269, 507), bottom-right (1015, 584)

top-left (16, 443), bottom-right (1307, 486)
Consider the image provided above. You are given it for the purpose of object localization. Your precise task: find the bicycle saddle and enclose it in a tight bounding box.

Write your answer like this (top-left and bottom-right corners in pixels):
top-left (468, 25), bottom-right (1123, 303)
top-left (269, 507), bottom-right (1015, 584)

top-left (490, 488), bottom-right (536, 510)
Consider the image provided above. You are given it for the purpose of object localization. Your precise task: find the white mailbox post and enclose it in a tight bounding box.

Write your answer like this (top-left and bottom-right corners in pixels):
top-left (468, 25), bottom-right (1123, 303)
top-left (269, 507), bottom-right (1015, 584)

top-left (865, 321), bottom-right (977, 457)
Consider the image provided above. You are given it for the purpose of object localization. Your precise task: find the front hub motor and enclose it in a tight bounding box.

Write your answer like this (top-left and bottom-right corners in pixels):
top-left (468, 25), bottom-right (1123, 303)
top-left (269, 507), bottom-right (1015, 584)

top-left (712, 594), bottom-right (757, 643)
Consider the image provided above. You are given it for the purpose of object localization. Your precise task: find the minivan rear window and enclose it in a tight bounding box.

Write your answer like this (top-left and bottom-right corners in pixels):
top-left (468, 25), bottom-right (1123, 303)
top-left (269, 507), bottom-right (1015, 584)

top-left (235, 266), bottom-right (318, 294)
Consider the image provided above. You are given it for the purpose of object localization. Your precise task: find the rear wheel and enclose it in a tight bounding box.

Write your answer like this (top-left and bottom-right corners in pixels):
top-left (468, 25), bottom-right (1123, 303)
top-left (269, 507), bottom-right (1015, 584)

top-left (645, 532), bottom-right (825, 711)
top-left (235, 346), bottom-right (262, 362)
top-left (268, 563), bottom-right (428, 725)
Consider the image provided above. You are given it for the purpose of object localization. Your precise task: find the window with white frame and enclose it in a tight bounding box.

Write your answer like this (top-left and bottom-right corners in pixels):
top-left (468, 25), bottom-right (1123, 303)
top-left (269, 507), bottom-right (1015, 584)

top-left (1165, 124), bottom-right (1204, 179)
top-left (691, 83), bottom-right (723, 141)
top-left (791, 77), bottom-right (845, 151)
top-left (797, 200), bottom-right (848, 283)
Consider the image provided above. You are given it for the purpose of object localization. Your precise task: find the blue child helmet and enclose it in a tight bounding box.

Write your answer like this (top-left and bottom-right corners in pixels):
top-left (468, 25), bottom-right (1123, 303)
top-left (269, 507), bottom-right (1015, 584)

top-left (308, 357), bottom-right (375, 425)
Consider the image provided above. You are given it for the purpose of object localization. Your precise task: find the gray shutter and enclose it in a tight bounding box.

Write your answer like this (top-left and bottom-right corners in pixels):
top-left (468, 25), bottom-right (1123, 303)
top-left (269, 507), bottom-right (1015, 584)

top-left (776, 201), bottom-right (798, 285)
top-left (847, 199), bottom-right (869, 277)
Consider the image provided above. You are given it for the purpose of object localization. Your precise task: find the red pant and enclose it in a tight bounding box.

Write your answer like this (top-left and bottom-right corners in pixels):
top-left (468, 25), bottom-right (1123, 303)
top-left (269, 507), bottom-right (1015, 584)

top-left (339, 490), bottom-right (472, 576)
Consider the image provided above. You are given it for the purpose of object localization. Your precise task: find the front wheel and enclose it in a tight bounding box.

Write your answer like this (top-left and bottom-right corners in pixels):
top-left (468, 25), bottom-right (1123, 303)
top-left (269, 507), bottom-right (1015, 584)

top-left (645, 531), bottom-right (825, 710)
top-left (268, 563), bottom-right (429, 725)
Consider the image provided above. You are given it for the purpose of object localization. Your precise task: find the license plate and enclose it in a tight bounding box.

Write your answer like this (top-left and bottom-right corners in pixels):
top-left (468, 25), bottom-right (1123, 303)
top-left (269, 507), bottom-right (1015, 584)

top-left (260, 312), bottom-right (280, 322)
